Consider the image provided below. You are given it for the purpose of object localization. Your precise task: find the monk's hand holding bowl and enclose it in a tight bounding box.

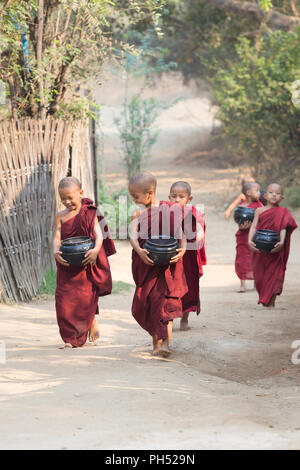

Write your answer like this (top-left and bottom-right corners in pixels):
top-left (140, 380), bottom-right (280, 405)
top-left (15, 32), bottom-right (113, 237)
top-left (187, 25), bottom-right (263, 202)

top-left (169, 247), bottom-right (186, 264)
top-left (239, 220), bottom-right (252, 230)
top-left (83, 248), bottom-right (99, 266)
top-left (270, 241), bottom-right (284, 254)
top-left (248, 240), bottom-right (260, 253)
top-left (54, 250), bottom-right (70, 267)
top-left (138, 248), bottom-right (155, 266)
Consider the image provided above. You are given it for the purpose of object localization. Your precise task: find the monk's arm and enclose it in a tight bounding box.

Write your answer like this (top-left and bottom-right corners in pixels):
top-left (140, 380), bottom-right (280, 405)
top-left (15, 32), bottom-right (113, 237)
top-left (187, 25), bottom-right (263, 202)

top-left (196, 222), bottom-right (205, 243)
top-left (170, 231), bottom-right (187, 264)
top-left (225, 193), bottom-right (246, 219)
top-left (129, 211), bottom-right (154, 266)
top-left (271, 229), bottom-right (286, 254)
top-left (248, 209), bottom-right (261, 253)
top-left (280, 229), bottom-right (287, 244)
top-left (83, 216), bottom-right (103, 265)
top-left (52, 213), bottom-right (70, 266)
top-left (239, 220), bottom-right (252, 231)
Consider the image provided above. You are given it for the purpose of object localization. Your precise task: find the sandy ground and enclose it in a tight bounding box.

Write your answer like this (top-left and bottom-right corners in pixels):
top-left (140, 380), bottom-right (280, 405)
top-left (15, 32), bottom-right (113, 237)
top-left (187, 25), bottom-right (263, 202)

top-left (1, 75), bottom-right (300, 450)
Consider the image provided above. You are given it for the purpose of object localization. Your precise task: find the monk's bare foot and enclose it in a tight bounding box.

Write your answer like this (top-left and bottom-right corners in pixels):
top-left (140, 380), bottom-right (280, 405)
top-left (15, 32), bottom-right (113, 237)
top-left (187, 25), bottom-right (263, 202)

top-left (89, 317), bottom-right (100, 342)
top-left (159, 341), bottom-right (171, 358)
top-left (152, 347), bottom-right (161, 356)
top-left (152, 336), bottom-right (162, 356)
top-left (180, 312), bottom-right (190, 331)
top-left (59, 343), bottom-right (73, 349)
top-left (180, 319), bottom-right (190, 331)
top-left (266, 294), bottom-right (276, 309)
top-left (238, 281), bottom-right (246, 293)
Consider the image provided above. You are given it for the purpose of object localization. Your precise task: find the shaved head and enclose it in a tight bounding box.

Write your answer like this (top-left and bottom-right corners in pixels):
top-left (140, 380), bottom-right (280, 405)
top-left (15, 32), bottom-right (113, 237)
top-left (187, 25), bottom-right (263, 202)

top-left (129, 172), bottom-right (157, 193)
top-left (242, 181), bottom-right (258, 196)
top-left (170, 181), bottom-right (191, 196)
top-left (58, 176), bottom-right (81, 191)
top-left (267, 183), bottom-right (283, 194)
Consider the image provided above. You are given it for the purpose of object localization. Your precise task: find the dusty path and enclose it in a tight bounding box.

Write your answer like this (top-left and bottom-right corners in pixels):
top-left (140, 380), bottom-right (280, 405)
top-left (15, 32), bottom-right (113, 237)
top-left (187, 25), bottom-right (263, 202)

top-left (1, 155), bottom-right (300, 450)
top-left (1, 73), bottom-right (300, 449)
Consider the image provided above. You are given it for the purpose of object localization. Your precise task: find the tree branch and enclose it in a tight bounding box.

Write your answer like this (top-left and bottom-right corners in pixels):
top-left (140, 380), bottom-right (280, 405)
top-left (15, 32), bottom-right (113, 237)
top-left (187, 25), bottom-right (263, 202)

top-left (43, 0), bottom-right (60, 49)
top-left (37, 0), bottom-right (45, 118)
top-left (0, 0), bottom-right (14, 21)
top-left (201, 0), bottom-right (300, 31)
top-left (290, 0), bottom-right (299, 16)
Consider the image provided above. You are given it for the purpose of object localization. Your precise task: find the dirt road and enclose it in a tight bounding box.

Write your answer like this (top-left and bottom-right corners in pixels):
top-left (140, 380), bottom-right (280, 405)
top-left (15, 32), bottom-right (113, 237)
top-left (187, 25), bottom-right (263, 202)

top-left (1, 153), bottom-right (300, 450)
top-left (1, 73), bottom-right (300, 449)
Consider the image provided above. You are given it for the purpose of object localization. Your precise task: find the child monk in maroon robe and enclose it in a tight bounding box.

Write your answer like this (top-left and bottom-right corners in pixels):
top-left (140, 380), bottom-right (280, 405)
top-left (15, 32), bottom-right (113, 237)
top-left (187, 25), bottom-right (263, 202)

top-left (168, 181), bottom-right (206, 331)
top-left (53, 177), bottom-right (116, 348)
top-left (224, 176), bottom-right (255, 219)
top-left (129, 172), bottom-right (188, 358)
top-left (249, 183), bottom-right (297, 308)
top-left (235, 181), bottom-right (262, 293)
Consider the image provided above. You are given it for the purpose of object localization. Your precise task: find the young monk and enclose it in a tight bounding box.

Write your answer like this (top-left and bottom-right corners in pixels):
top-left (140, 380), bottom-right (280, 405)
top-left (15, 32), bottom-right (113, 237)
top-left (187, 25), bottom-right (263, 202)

top-left (235, 181), bottom-right (262, 293)
top-left (53, 177), bottom-right (116, 348)
top-left (168, 181), bottom-right (206, 331)
top-left (248, 183), bottom-right (297, 308)
top-left (225, 176), bottom-right (255, 219)
top-left (129, 172), bottom-right (188, 358)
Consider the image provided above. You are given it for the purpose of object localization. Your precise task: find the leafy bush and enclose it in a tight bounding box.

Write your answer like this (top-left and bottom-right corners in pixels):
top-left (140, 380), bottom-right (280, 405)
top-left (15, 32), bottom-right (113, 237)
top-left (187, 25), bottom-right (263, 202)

top-left (98, 183), bottom-right (134, 240)
top-left (212, 31), bottom-right (300, 185)
top-left (112, 281), bottom-right (134, 294)
top-left (285, 186), bottom-right (300, 209)
top-left (115, 95), bottom-right (168, 180)
top-left (113, 29), bottom-right (178, 181)
top-left (37, 269), bottom-right (57, 296)
top-left (0, 0), bottom-right (165, 120)
top-left (36, 268), bottom-right (134, 296)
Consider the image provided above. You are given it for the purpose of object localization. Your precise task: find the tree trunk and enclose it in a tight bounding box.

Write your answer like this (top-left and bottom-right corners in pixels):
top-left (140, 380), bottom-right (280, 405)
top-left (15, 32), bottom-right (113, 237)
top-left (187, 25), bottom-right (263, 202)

top-left (37, 0), bottom-right (45, 119)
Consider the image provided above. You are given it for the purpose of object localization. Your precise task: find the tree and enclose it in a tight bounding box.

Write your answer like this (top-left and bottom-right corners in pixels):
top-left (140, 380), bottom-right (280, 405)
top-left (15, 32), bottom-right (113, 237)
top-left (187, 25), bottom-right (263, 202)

top-left (199, 0), bottom-right (300, 31)
top-left (0, 0), bottom-right (165, 120)
top-left (213, 32), bottom-right (300, 183)
top-left (156, 1), bottom-right (300, 184)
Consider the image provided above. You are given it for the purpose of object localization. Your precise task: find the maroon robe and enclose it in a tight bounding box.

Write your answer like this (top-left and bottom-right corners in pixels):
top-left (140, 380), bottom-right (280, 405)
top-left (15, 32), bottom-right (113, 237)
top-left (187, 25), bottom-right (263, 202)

top-left (131, 202), bottom-right (188, 340)
top-left (252, 206), bottom-right (297, 306)
top-left (235, 201), bottom-right (262, 281)
top-left (55, 198), bottom-right (116, 347)
top-left (182, 206), bottom-right (207, 314)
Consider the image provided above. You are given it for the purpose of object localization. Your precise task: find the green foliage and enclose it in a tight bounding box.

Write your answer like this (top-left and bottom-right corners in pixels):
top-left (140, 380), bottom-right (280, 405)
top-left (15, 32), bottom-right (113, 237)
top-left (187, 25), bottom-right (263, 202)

top-left (212, 31), bottom-right (300, 184)
top-left (115, 95), bottom-right (169, 180)
top-left (0, 0), bottom-right (165, 120)
top-left (117, 26), bottom-right (178, 82)
top-left (56, 96), bottom-right (100, 121)
top-left (112, 280), bottom-right (134, 294)
top-left (36, 268), bottom-right (134, 295)
top-left (285, 186), bottom-right (300, 209)
top-left (150, 1), bottom-right (300, 183)
top-left (37, 269), bottom-right (57, 296)
top-left (158, 0), bottom-right (253, 83)
top-left (260, 1), bottom-right (273, 12)
top-left (113, 26), bottom-right (178, 181)
top-left (98, 183), bottom-right (132, 239)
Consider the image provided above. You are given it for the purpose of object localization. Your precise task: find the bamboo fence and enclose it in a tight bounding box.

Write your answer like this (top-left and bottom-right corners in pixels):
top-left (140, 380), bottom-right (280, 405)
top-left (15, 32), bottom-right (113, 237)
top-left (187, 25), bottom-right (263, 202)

top-left (0, 117), bottom-right (95, 303)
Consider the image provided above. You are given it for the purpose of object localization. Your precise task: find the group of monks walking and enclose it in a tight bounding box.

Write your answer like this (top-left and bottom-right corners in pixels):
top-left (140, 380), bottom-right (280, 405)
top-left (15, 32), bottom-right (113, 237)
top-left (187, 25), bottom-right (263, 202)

top-left (230, 179), bottom-right (297, 308)
top-left (52, 172), bottom-right (297, 358)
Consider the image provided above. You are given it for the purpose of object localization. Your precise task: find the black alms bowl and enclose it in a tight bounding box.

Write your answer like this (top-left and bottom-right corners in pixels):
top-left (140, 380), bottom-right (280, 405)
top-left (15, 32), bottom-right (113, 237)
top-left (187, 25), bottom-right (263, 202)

top-left (60, 236), bottom-right (94, 266)
top-left (234, 206), bottom-right (255, 225)
top-left (144, 236), bottom-right (178, 266)
top-left (253, 229), bottom-right (280, 252)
